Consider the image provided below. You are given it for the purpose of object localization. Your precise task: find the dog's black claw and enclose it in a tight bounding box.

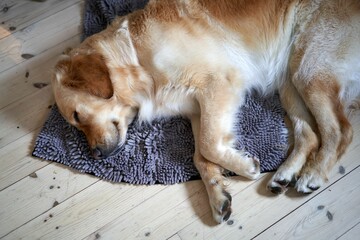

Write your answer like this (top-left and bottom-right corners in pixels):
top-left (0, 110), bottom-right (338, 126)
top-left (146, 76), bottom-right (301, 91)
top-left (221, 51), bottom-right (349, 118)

top-left (223, 209), bottom-right (232, 222)
top-left (221, 200), bottom-right (230, 213)
top-left (217, 190), bottom-right (232, 222)
top-left (270, 186), bottom-right (284, 194)
top-left (276, 179), bottom-right (290, 186)
top-left (308, 185), bottom-right (320, 191)
top-left (222, 190), bottom-right (232, 202)
top-left (298, 190), bottom-right (312, 194)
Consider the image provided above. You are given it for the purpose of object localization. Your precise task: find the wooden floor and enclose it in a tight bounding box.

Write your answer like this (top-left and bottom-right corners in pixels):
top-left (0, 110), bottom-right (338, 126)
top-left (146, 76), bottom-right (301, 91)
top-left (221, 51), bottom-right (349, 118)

top-left (0, 1), bottom-right (360, 239)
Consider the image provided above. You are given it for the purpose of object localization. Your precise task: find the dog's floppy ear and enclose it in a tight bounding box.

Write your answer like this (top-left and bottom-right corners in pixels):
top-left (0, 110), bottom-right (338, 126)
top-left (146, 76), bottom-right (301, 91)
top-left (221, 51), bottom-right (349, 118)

top-left (61, 53), bottom-right (114, 99)
top-left (53, 48), bottom-right (72, 73)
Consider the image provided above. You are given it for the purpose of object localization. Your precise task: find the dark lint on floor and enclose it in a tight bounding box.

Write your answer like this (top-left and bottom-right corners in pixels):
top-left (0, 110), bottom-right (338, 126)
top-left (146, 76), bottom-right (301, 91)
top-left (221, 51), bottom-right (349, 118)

top-left (326, 211), bottom-right (334, 221)
top-left (21, 54), bottom-right (35, 59)
top-left (29, 172), bottom-right (38, 178)
top-left (317, 205), bottom-right (325, 210)
top-left (227, 220), bottom-right (234, 225)
top-left (339, 166), bottom-right (346, 175)
top-left (33, 83), bottom-right (48, 89)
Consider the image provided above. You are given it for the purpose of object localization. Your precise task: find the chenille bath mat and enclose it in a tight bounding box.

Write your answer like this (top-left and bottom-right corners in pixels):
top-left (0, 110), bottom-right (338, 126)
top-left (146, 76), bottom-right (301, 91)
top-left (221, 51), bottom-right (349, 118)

top-left (32, 0), bottom-right (289, 185)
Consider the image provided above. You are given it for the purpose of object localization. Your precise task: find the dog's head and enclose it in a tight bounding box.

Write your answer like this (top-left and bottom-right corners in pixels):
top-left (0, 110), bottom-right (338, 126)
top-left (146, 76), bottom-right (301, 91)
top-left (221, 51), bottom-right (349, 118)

top-left (52, 53), bottom-right (138, 159)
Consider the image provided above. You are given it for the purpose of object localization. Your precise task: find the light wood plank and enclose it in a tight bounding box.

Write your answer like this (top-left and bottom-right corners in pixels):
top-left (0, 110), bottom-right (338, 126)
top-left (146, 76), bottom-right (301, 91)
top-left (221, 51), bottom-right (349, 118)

top-left (83, 175), bottom-right (265, 240)
top-left (338, 222), bottom-right (360, 240)
top-left (0, 129), bottom-right (49, 190)
top-left (254, 167), bottom-right (360, 240)
top-left (0, 164), bottom-right (99, 238)
top-left (2, 181), bottom-right (167, 240)
top-left (177, 114), bottom-right (360, 240)
top-left (0, 0), bottom-right (82, 39)
top-left (0, 86), bottom-right (54, 148)
top-left (0, 34), bottom-right (81, 110)
top-left (167, 233), bottom-right (183, 240)
top-left (0, 1), bottom-right (84, 73)
top-left (83, 180), bottom-right (207, 240)
top-left (0, 1), bottom-right (26, 39)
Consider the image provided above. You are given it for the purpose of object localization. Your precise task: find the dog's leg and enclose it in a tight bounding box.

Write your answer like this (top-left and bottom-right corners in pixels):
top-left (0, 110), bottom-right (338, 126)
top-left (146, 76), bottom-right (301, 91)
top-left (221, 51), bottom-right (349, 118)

top-left (268, 80), bottom-right (319, 194)
top-left (294, 74), bottom-right (353, 193)
top-left (196, 81), bottom-right (260, 180)
top-left (191, 115), bottom-right (232, 224)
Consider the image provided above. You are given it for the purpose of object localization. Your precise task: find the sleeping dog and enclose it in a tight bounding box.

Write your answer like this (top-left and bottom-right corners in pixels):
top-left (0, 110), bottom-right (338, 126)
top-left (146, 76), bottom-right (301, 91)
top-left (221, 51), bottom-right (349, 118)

top-left (52, 0), bottom-right (360, 223)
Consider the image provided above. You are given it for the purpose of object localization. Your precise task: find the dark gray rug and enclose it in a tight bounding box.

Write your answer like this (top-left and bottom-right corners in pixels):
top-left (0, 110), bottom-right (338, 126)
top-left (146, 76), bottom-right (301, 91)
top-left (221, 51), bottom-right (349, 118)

top-left (32, 0), bottom-right (289, 185)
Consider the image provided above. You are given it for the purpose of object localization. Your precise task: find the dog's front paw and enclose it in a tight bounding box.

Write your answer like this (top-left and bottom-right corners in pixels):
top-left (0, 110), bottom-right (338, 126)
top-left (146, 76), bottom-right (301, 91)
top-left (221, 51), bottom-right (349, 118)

top-left (209, 189), bottom-right (232, 224)
top-left (240, 155), bottom-right (260, 180)
top-left (295, 171), bottom-right (325, 194)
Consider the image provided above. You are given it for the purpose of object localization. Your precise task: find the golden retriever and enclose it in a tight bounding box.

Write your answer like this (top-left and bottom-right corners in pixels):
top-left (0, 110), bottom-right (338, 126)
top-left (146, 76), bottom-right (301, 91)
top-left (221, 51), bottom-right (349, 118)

top-left (52, 0), bottom-right (360, 223)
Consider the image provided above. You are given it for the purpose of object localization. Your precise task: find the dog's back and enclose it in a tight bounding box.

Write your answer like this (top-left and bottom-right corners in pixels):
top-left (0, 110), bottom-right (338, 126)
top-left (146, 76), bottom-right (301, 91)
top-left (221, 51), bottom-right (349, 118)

top-left (128, 0), bottom-right (299, 95)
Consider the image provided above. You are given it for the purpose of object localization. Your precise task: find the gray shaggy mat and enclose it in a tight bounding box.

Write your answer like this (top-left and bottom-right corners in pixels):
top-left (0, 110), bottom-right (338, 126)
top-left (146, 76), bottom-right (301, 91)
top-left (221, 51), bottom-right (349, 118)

top-left (32, 0), bottom-right (289, 185)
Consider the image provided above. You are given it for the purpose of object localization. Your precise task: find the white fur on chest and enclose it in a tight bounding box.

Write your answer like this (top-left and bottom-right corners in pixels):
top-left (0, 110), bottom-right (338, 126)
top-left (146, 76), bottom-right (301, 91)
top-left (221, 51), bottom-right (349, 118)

top-left (137, 85), bottom-right (198, 122)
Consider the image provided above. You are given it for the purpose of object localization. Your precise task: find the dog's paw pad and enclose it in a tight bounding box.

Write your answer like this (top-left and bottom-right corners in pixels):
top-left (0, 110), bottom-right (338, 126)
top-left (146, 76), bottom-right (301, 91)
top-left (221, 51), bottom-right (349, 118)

top-left (270, 185), bottom-right (286, 194)
top-left (211, 190), bottom-right (232, 223)
top-left (220, 198), bottom-right (232, 222)
top-left (267, 180), bottom-right (288, 194)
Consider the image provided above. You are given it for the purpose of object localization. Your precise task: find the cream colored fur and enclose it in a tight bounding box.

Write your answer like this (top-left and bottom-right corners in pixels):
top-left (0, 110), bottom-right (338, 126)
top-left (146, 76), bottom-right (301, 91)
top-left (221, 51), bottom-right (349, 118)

top-left (52, 0), bottom-right (360, 223)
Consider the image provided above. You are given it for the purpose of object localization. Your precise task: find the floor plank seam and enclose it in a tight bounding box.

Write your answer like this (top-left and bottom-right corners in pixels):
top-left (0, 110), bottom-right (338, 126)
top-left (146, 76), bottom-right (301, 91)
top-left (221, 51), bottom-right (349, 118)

top-left (335, 221), bottom-right (360, 240)
top-left (0, 1), bottom-right (84, 41)
top-left (0, 179), bottom-right (101, 239)
top-left (0, 127), bottom-right (42, 152)
top-left (251, 164), bottom-right (360, 240)
top-left (0, 161), bottom-right (51, 192)
top-left (79, 184), bottom-right (171, 239)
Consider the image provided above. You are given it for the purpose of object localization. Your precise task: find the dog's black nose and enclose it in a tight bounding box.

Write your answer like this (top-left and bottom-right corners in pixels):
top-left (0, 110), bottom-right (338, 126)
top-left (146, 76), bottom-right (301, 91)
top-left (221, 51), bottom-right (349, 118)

top-left (92, 147), bottom-right (104, 159)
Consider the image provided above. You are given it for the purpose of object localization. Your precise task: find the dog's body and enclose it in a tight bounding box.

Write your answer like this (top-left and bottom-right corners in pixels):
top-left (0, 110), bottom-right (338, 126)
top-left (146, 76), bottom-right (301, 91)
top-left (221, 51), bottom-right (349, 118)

top-left (52, 0), bottom-right (360, 223)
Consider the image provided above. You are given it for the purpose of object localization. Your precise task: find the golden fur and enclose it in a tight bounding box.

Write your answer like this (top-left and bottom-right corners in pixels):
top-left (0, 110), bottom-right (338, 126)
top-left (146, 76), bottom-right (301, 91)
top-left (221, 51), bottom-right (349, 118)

top-left (52, 0), bottom-right (360, 223)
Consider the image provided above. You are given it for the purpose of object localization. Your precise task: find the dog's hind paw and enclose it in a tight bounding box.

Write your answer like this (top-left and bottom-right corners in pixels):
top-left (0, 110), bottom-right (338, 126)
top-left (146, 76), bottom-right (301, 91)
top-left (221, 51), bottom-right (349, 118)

top-left (267, 180), bottom-right (289, 194)
top-left (295, 172), bottom-right (325, 194)
top-left (267, 169), bottom-right (298, 194)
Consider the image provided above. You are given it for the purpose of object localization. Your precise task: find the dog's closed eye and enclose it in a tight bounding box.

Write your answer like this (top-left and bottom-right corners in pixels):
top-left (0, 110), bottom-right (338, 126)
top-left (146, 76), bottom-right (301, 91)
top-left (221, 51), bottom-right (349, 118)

top-left (73, 111), bottom-right (80, 123)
